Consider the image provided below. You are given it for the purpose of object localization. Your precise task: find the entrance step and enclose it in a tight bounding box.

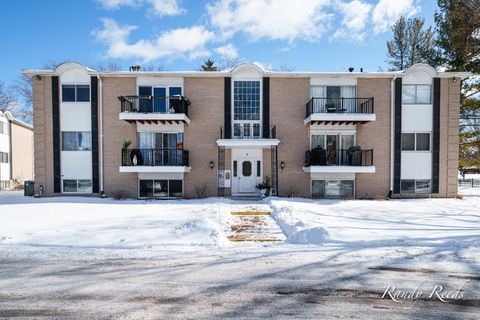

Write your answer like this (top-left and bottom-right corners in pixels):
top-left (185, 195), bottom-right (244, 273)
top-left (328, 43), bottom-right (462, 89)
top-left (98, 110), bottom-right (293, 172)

top-left (226, 206), bottom-right (285, 242)
top-left (231, 211), bottom-right (271, 215)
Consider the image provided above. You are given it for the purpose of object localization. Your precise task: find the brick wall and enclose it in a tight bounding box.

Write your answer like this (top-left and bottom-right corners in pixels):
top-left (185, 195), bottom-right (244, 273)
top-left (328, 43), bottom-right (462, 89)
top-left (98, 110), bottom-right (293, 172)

top-left (356, 78), bottom-right (392, 198)
top-left (101, 76), bottom-right (138, 198)
top-left (270, 78), bottom-right (310, 197)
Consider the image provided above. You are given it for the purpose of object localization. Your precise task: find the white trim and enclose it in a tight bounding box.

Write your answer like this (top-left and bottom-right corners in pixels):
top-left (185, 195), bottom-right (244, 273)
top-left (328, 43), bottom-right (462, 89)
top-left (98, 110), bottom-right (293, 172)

top-left (303, 166), bottom-right (376, 173)
top-left (119, 166), bottom-right (191, 173)
top-left (22, 62), bottom-right (472, 79)
top-left (119, 112), bottom-right (190, 124)
top-left (216, 139), bottom-right (279, 148)
top-left (305, 113), bottom-right (376, 125)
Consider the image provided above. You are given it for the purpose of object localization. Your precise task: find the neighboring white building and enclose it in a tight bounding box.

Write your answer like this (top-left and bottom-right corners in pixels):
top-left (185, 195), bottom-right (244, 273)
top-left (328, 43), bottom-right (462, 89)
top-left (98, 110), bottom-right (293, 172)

top-left (0, 111), bottom-right (34, 189)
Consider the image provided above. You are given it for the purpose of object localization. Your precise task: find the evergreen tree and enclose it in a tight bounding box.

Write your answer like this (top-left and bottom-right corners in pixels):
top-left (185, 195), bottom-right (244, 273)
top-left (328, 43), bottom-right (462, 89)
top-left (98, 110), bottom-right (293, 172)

top-left (200, 59), bottom-right (218, 71)
top-left (435, 0), bottom-right (480, 170)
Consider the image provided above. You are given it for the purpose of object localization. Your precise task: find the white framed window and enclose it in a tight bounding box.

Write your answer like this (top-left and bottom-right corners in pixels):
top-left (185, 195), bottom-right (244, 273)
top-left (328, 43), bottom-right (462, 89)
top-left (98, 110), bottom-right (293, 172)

top-left (310, 133), bottom-right (356, 150)
top-left (139, 179), bottom-right (183, 198)
top-left (402, 85), bottom-right (432, 104)
top-left (400, 179), bottom-right (431, 194)
top-left (0, 122), bottom-right (8, 135)
top-left (232, 80), bottom-right (262, 139)
top-left (137, 86), bottom-right (183, 113)
top-left (312, 179), bottom-right (355, 199)
top-left (0, 152), bottom-right (8, 163)
top-left (62, 132), bottom-right (92, 151)
top-left (62, 84), bottom-right (90, 102)
top-left (63, 179), bottom-right (92, 193)
top-left (401, 133), bottom-right (431, 151)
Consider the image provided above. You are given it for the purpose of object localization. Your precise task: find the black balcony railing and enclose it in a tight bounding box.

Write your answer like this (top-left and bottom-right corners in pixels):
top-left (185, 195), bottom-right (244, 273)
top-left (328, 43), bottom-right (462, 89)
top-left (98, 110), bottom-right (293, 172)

top-left (118, 95), bottom-right (191, 116)
top-left (306, 97), bottom-right (374, 118)
top-left (121, 149), bottom-right (189, 166)
top-left (305, 147), bottom-right (373, 167)
top-left (219, 125), bottom-right (277, 139)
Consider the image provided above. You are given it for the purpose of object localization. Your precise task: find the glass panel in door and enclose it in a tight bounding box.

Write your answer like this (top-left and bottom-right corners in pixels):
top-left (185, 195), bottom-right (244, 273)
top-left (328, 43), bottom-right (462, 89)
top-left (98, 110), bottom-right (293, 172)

top-left (162, 133), bottom-right (177, 165)
top-left (326, 135), bottom-right (338, 165)
top-left (138, 86), bottom-right (152, 112)
top-left (169, 87), bottom-right (182, 113)
top-left (153, 87), bottom-right (167, 113)
top-left (138, 132), bottom-right (153, 165)
top-left (242, 161), bottom-right (252, 177)
top-left (340, 135), bottom-right (355, 165)
top-left (326, 86), bottom-right (341, 112)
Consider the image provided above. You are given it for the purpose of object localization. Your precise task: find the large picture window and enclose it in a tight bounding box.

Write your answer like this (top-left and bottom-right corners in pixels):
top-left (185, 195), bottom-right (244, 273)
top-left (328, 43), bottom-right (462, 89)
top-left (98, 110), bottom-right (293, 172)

top-left (312, 180), bottom-right (354, 199)
top-left (139, 179), bottom-right (183, 198)
top-left (62, 84), bottom-right (90, 102)
top-left (402, 85), bottom-right (432, 104)
top-left (62, 132), bottom-right (92, 151)
top-left (233, 81), bottom-right (260, 121)
top-left (233, 80), bottom-right (261, 139)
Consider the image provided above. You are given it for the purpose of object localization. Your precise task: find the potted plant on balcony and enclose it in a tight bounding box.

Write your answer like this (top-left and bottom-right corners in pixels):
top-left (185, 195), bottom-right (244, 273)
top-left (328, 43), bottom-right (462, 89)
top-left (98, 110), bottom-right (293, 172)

top-left (256, 176), bottom-right (271, 198)
top-left (122, 139), bottom-right (132, 164)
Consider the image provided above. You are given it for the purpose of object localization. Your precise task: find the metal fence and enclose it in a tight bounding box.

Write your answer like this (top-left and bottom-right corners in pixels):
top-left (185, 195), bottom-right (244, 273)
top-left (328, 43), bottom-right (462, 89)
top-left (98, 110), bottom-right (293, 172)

top-left (458, 179), bottom-right (480, 188)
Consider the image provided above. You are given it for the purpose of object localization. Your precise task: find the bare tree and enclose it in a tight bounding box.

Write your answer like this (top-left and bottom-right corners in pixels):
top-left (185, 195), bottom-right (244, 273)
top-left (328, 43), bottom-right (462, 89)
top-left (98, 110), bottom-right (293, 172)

top-left (0, 80), bottom-right (16, 113)
top-left (141, 64), bottom-right (165, 71)
top-left (95, 63), bottom-right (122, 71)
top-left (270, 64), bottom-right (295, 72)
top-left (12, 61), bottom-right (60, 123)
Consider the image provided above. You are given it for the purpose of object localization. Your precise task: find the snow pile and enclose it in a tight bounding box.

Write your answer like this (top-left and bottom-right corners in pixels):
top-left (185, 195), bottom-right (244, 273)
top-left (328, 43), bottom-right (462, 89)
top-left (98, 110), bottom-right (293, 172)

top-left (0, 193), bottom-right (229, 250)
top-left (269, 200), bottom-right (328, 244)
top-left (269, 194), bottom-right (480, 247)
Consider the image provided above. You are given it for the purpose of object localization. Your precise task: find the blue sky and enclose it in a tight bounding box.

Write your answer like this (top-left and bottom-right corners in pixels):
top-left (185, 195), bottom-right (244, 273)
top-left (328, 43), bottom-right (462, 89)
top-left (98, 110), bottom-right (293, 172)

top-left (0, 0), bottom-right (438, 89)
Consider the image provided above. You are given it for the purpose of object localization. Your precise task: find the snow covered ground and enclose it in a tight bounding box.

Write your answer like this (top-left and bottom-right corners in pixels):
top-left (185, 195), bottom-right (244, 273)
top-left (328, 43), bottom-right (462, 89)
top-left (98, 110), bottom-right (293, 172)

top-left (1, 188), bottom-right (479, 252)
top-left (0, 189), bottom-right (479, 318)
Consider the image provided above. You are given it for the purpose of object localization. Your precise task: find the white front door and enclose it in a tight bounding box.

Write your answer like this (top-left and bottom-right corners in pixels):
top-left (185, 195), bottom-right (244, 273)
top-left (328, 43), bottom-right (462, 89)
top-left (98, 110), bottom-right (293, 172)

top-left (238, 158), bottom-right (256, 193)
top-left (232, 149), bottom-right (262, 195)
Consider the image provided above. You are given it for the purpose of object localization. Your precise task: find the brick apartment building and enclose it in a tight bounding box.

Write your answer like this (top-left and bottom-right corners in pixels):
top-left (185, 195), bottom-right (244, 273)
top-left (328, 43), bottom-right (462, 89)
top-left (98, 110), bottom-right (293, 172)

top-left (24, 62), bottom-right (468, 199)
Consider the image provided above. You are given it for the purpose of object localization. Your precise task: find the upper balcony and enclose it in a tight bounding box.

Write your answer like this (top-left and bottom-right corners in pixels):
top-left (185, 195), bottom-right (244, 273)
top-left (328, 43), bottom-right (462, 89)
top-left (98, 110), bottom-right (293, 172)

top-left (216, 125), bottom-right (280, 148)
top-left (305, 97), bottom-right (375, 125)
top-left (119, 148), bottom-right (191, 173)
top-left (303, 147), bottom-right (375, 173)
top-left (118, 95), bottom-right (191, 124)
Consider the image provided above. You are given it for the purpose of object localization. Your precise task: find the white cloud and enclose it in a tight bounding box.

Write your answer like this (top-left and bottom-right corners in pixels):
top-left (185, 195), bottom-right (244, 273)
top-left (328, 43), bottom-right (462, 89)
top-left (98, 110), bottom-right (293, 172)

top-left (214, 43), bottom-right (239, 61)
top-left (333, 0), bottom-right (372, 42)
top-left (207, 0), bottom-right (333, 42)
top-left (372, 0), bottom-right (419, 34)
top-left (93, 18), bottom-right (214, 62)
top-left (98, 0), bottom-right (185, 16)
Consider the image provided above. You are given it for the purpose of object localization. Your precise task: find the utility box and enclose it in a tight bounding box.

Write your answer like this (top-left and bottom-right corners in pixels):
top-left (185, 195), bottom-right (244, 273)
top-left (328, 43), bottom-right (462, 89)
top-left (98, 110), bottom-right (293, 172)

top-left (24, 181), bottom-right (34, 197)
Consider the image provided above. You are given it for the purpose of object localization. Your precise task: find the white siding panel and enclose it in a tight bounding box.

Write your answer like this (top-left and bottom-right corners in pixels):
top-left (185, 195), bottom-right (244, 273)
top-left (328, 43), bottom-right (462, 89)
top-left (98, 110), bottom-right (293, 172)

top-left (310, 172), bottom-right (355, 180)
top-left (59, 68), bottom-right (90, 84)
top-left (401, 152), bottom-right (432, 179)
top-left (137, 76), bottom-right (184, 87)
top-left (310, 77), bottom-right (357, 86)
top-left (61, 151), bottom-right (92, 179)
top-left (60, 103), bottom-right (91, 131)
top-left (402, 105), bottom-right (432, 132)
top-left (138, 172), bottom-right (184, 180)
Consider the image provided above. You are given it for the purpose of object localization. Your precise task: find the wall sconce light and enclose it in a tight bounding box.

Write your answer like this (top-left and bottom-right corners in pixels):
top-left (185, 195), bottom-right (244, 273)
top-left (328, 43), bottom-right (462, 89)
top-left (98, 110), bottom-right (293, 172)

top-left (209, 161), bottom-right (214, 169)
top-left (453, 77), bottom-right (457, 83)
top-left (35, 75), bottom-right (41, 81)
top-left (281, 161), bottom-right (285, 170)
